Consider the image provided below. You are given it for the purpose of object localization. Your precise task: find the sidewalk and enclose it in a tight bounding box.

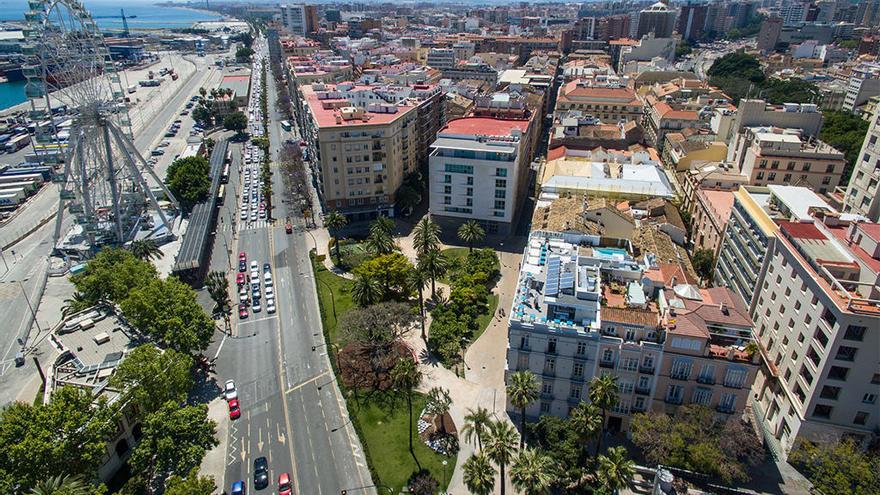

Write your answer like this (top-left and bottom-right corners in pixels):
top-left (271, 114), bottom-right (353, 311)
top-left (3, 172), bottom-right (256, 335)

top-left (200, 396), bottom-right (230, 488)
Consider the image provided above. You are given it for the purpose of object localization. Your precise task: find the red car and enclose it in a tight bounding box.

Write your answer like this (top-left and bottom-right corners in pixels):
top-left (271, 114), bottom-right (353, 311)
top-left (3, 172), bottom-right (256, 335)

top-left (238, 251), bottom-right (247, 262)
top-left (278, 473), bottom-right (292, 495)
top-left (228, 399), bottom-right (241, 420)
top-left (236, 273), bottom-right (246, 285)
top-left (238, 304), bottom-right (248, 319)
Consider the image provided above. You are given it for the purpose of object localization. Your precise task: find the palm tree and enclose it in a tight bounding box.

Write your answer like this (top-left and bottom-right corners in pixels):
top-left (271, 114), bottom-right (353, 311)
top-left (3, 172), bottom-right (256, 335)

top-left (462, 452), bottom-right (496, 495)
top-left (198, 86), bottom-right (207, 98)
top-left (61, 291), bottom-right (89, 318)
top-left (424, 386), bottom-right (452, 435)
top-left (588, 374), bottom-right (619, 456)
top-left (570, 401), bottom-right (603, 458)
top-left (324, 211), bottom-right (347, 260)
top-left (412, 216), bottom-right (441, 256)
top-left (506, 370), bottom-right (540, 449)
top-left (462, 406), bottom-right (493, 451)
top-left (417, 248), bottom-right (448, 298)
top-left (484, 420), bottom-right (519, 495)
top-left (364, 227), bottom-right (395, 256)
top-left (510, 448), bottom-right (556, 495)
top-left (371, 215), bottom-right (395, 237)
top-left (128, 239), bottom-right (163, 261)
top-left (406, 268), bottom-right (429, 340)
top-left (30, 474), bottom-right (89, 495)
top-left (391, 357), bottom-right (423, 467)
top-left (457, 220), bottom-right (486, 253)
top-left (351, 272), bottom-right (382, 307)
top-left (596, 446), bottom-right (635, 494)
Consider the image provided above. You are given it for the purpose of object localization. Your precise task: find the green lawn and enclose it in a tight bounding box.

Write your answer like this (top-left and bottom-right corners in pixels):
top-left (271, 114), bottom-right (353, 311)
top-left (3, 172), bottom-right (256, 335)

top-left (439, 247), bottom-right (469, 284)
top-left (473, 293), bottom-right (499, 342)
top-left (310, 253), bottom-right (455, 492)
top-left (311, 253), bottom-right (355, 343)
top-left (351, 393), bottom-right (454, 493)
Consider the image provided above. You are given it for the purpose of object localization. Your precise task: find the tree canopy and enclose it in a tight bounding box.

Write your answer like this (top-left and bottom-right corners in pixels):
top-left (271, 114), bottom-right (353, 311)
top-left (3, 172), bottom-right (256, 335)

top-left (110, 345), bottom-right (194, 414)
top-left (223, 111), bottom-right (248, 135)
top-left (0, 388), bottom-right (115, 493)
top-left (120, 277), bottom-right (215, 354)
top-left (631, 405), bottom-right (764, 484)
top-left (128, 403), bottom-right (218, 495)
top-left (788, 439), bottom-right (880, 495)
top-left (820, 111), bottom-right (870, 183)
top-left (71, 248), bottom-right (157, 304)
top-left (353, 252), bottom-right (414, 301)
top-left (165, 156), bottom-right (211, 211)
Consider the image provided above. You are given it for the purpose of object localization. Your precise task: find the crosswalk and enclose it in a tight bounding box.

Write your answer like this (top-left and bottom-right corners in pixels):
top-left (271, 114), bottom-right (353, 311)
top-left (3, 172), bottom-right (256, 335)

top-left (219, 219), bottom-right (274, 232)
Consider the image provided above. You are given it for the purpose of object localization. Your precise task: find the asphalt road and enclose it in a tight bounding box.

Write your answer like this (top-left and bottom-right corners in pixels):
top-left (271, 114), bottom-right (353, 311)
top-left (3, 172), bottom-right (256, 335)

top-left (215, 37), bottom-right (373, 495)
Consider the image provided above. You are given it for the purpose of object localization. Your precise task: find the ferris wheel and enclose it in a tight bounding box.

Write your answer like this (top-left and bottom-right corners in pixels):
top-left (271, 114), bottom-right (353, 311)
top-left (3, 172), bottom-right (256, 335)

top-left (22, 0), bottom-right (179, 251)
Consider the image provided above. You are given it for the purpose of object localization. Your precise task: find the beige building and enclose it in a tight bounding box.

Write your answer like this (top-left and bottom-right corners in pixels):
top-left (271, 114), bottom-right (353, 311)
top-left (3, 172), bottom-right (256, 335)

top-left (691, 188), bottom-right (734, 257)
top-left (555, 81), bottom-right (644, 123)
top-left (300, 82), bottom-right (431, 220)
top-left (728, 126), bottom-right (847, 195)
top-left (751, 216), bottom-right (880, 458)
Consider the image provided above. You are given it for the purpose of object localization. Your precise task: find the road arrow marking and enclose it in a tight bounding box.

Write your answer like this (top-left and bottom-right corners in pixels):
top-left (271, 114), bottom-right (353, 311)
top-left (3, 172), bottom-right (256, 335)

top-left (277, 423), bottom-right (286, 444)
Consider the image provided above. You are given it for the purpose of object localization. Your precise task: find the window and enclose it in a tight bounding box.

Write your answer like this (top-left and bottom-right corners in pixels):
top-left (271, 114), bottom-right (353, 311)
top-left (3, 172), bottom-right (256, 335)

top-left (520, 334), bottom-right (530, 349)
top-left (466, 198), bottom-right (473, 207)
top-left (443, 196), bottom-right (451, 205)
top-left (495, 179), bottom-right (507, 188)
top-left (719, 393), bottom-right (736, 412)
top-left (542, 382), bottom-right (553, 395)
top-left (570, 385), bottom-right (582, 399)
top-left (516, 353), bottom-right (529, 371)
top-left (618, 381), bottom-right (634, 395)
top-left (494, 189), bottom-right (506, 199)
top-left (812, 404), bottom-right (833, 419)
top-left (873, 373), bottom-right (880, 385)
top-left (602, 349), bottom-right (614, 363)
top-left (853, 411), bottom-right (869, 425)
top-left (465, 187), bottom-right (473, 197)
top-left (444, 185), bottom-right (452, 194)
top-left (825, 164), bottom-right (835, 173)
top-left (443, 174), bottom-right (451, 184)
top-left (622, 357), bottom-right (638, 372)
top-left (835, 346), bottom-right (857, 361)
top-left (821, 308), bottom-right (837, 328)
top-left (572, 362), bottom-right (584, 378)
top-left (444, 163), bottom-right (473, 174)
top-left (670, 359), bottom-right (692, 380)
top-left (494, 200), bottom-right (506, 210)
top-left (540, 402), bottom-right (550, 413)
top-left (666, 385), bottom-right (684, 403)
top-left (642, 355), bottom-right (654, 370)
top-left (820, 386), bottom-right (840, 400)
top-left (576, 341), bottom-right (587, 356)
top-left (803, 162), bottom-right (811, 172)
top-left (822, 176), bottom-right (832, 185)
top-left (692, 387), bottom-right (712, 405)
top-left (466, 176), bottom-right (474, 185)
top-left (547, 338), bottom-right (557, 354)
top-left (800, 365), bottom-right (814, 385)
top-left (670, 337), bottom-right (700, 351)
top-left (814, 328), bottom-right (828, 348)
top-left (544, 358), bottom-right (556, 374)
top-left (844, 325), bottom-right (866, 341)
top-left (495, 168), bottom-right (507, 177)
top-left (698, 364), bottom-right (716, 383)
top-left (863, 393), bottom-right (877, 404)
top-left (827, 366), bottom-right (849, 381)
top-left (807, 346), bottom-right (821, 367)
top-left (638, 376), bottom-right (650, 390)
top-left (724, 368), bottom-right (747, 388)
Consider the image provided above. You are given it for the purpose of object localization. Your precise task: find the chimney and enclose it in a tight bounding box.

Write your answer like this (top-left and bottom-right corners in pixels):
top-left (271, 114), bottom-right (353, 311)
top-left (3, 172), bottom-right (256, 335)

top-left (670, 275), bottom-right (677, 288)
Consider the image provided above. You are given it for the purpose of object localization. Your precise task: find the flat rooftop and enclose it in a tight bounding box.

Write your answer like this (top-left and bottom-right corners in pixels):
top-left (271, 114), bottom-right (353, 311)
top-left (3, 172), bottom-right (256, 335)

top-left (442, 117), bottom-right (530, 137)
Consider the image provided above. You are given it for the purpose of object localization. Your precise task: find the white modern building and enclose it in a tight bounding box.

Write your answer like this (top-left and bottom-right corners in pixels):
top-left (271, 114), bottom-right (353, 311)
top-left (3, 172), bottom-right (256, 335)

top-left (751, 214), bottom-right (880, 458)
top-left (842, 106), bottom-right (880, 221)
top-left (280, 4), bottom-right (318, 36)
top-left (842, 62), bottom-right (880, 113)
top-left (428, 117), bottom-right (531, 235)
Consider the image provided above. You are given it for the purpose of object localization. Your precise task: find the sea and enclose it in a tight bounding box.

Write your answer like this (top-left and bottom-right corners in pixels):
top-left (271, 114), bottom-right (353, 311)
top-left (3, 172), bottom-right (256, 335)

top-left (0, 0), bottom-right (222, 110)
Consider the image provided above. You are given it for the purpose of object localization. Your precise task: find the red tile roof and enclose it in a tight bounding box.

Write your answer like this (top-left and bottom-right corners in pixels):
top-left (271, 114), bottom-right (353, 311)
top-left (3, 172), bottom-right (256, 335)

top-left (778, 221), bottom-right (827, 240)
top-left (442, 117), bottom-right (530, 137)
top-left (858, 222), bottom-right (880, 242)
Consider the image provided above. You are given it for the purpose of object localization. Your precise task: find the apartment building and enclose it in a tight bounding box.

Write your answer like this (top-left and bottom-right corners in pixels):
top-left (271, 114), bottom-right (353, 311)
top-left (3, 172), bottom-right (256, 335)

top-left (691, 189), bottom-right (735, 257)
top-left (555, 81), bottom-right (643, 123)
top-left (505, 232), bottom-right (760, 432)
top-left (428, 117), bottom-right (531, 235)
top-left (300, 82), bottom-right (436, 220)
top-left (635, 2), bottom-right (677, 38)
top-left (676, 2), bottom-right (708, 41)
top-left (655, 286), bottom-right (760, 418)
top-left (427, 48), bottom-right (456, 71)
top-left (714, 185), bottom-right (836, 309)
top-left (728, 100), bottom-right (823, 141)
top-left (442, 61), bottom-right (500, 88)
top-left (750, 215), bottom-right (880, 458)
top-left (842, 107), bottom-right (880, 221)
top-left (728, 126), bottom-right (846, 194)
top-left (279, 4), bottom-right (318, 36)
top-left (842, 62), bottom-right (880, 113)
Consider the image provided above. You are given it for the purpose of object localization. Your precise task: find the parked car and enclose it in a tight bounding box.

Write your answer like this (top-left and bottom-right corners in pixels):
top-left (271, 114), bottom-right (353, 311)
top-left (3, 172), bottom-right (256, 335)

top-left (228, 399), bottom-right (241, 419)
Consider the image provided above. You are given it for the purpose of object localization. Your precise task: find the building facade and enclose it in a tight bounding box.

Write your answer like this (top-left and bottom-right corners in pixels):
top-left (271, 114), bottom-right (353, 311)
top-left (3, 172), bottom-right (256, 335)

top-left (280, 4), bottom-right (318, 36)
top-left (555, 81), bottom-right (644, 123)
top-left (842, 106), bottom-right (880, 221)
top-left (636, 2), bottom-right (677, 39)
top-left (428, 117), bottom-right (531, 235)
top-left (750, 216), bottom-right (880, 458)
top-left (676, 2), bottom-right (708, 41)
top-left (842, 62), bottom-right (880, 113)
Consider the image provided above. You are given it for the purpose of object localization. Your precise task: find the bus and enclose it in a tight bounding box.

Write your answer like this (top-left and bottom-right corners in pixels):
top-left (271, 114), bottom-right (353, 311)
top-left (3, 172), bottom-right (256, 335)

top-left (5, 134), bottom-right (30, 153)
top-left (217, 185), bottom-right (225, 205)
top-left (221, 162), bottom-right (230, 184)
top-left (280, 120), bottom-right (292, 132)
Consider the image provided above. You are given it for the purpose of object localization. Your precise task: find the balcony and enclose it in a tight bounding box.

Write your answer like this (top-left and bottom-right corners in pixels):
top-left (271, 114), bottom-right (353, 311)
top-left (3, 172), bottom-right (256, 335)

top-left (518, 345), bottom-right (531, 353)
top-left (696, 375), bottom-right (716, 385)
top-left (716, 404), bottom-right (736, 414)
top-left (665, 396), bottom-right (683, 405)
top-left (670, 373), bottom-right (690, 381)
top-left (599, 360), bottom-right (616, 369)
top-left (639, 364), bottom-right (655, 374)
top-left (631, 403), bottom-right (647, 413)
top-left (540, 392), bottom-right (554, 401)
top-left (635, 386), bottom-right (651, 396)
top-left (722, 380), bottom-right (744, 389)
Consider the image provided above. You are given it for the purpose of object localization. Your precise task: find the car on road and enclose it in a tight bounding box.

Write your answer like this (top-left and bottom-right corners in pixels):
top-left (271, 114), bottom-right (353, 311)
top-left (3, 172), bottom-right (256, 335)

top-left (151, 148), bottom-right (164, 156)
top-left (224, 379), bottom-right (237, 401)
top-left (228, 398), bottom-right (241, 420)
top-left (164, 131), bottom-right (175, 137)
top-left (278, 473), bottom-right (292, 495)
top-left (253, 457), bottom-right (269, 490)
top-left (231, 480), bottom-right (245, 495)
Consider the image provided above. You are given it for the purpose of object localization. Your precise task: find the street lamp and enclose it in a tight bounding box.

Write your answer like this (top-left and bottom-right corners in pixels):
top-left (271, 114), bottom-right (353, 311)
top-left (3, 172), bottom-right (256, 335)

top-left (340, 484), bottom-right (393, 494)
top-left (330, 417), bottom-right (351, 433)
top-left (442, 459), bottom-right (448, 489)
